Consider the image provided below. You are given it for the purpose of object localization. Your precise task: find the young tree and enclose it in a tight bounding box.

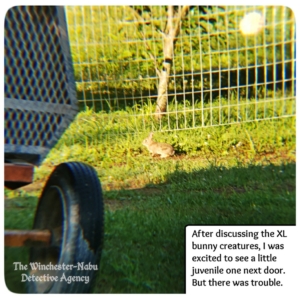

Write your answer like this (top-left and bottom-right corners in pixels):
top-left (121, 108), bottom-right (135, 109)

top-left (129, 6), bottom-right (190, 119)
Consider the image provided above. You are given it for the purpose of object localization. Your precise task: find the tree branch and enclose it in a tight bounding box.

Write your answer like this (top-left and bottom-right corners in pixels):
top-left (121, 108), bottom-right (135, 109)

top-left (128, 6), bottom-right (161, 77)
top-left (174, 6), bottom-right (190, 36)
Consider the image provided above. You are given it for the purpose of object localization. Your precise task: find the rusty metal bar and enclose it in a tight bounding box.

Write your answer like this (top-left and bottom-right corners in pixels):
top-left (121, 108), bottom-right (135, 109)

top-left (5, 229), bottom-right (52, 247)
top-left (5, 163), bottom-right (34, 189)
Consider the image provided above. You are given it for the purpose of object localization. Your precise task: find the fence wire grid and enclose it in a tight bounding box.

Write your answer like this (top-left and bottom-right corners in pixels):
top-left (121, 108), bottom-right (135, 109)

top-left (65, 5), bottom-right (296, 133)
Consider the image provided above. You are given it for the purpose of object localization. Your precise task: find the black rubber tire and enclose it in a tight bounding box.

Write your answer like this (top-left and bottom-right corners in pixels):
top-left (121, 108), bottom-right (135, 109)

top-left (28, 162), bottom-right (104, 293)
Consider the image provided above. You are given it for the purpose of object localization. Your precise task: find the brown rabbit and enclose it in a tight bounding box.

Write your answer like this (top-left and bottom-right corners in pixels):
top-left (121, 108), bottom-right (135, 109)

top-left (142, 132), bottom-right (175, 158)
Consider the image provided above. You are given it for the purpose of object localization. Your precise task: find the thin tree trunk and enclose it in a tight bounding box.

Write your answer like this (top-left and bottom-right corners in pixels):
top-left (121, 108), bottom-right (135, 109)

top-left (155, 6), bottom-right (190, 120)
top-left (129, 5), bottom-right (190, 120)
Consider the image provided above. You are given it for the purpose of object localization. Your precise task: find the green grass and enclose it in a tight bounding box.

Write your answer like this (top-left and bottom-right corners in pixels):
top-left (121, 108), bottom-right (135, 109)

top-left (4, 102), bottom-right (296, 293)
top-left (66, 6), bottom-right (295, 98)
top-left (95, 164), bottom-right (295, 293)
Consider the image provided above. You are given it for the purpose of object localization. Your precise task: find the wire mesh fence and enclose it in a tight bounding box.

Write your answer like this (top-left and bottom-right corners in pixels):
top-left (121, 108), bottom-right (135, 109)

top-left (65, 5), bottom-right (296, 134)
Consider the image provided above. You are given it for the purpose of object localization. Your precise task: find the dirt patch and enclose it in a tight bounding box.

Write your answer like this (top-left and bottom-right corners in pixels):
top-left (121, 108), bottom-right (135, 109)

top-left (271, 182), bottom-right (295, 193)
top-left (19, 180), bottom-right (45, 193)
top-left (129, 187), bottom-right (163, 195)
top-left (285, 183), bottom-right (296, 192)
top-left (104, 199), bottom-right (132, 211)
top-left (214, 186), bottom-right (248, 196)
top-left (103, 187), bottom-right (163, 211)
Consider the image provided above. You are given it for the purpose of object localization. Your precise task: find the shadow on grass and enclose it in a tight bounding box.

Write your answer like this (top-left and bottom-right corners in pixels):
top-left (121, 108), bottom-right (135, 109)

top-left (5, 162), bottom-right (296, 293)
top-left (96, 162), bottom-right (296, 293)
